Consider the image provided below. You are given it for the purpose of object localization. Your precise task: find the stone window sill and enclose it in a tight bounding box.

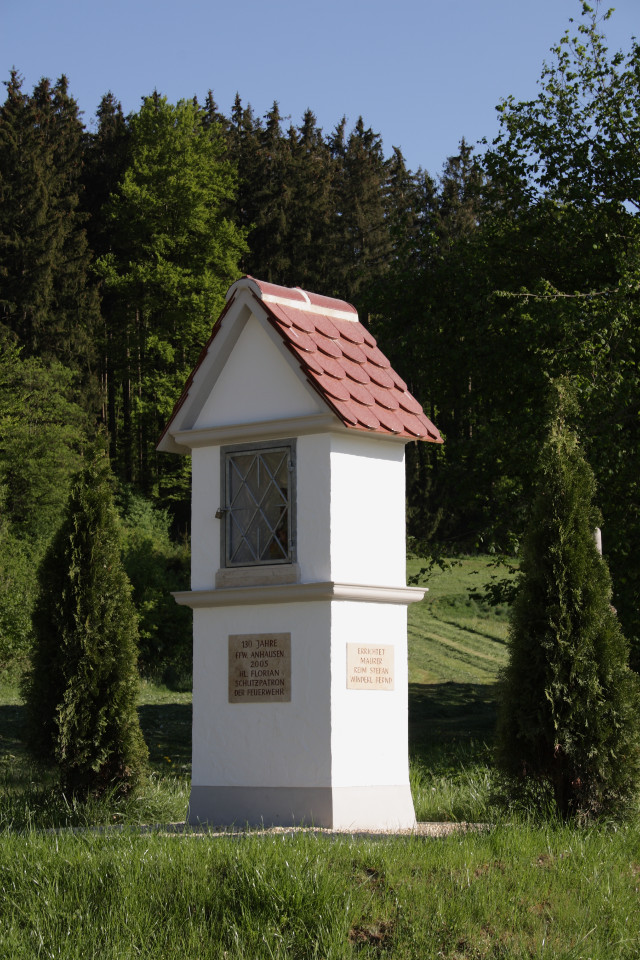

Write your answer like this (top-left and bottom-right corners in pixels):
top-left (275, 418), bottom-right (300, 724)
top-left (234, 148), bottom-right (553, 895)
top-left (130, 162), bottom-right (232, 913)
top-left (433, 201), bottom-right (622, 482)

top-left (214, 563), bottom-right (301, 589)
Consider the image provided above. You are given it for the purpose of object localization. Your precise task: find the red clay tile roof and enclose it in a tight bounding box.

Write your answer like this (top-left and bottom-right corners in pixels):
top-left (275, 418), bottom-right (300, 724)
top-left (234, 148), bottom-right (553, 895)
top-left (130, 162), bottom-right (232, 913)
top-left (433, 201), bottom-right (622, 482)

top-left (159, 277), bottom-right (442, 446)
top-left (248, 278), bottom-right (441, 442)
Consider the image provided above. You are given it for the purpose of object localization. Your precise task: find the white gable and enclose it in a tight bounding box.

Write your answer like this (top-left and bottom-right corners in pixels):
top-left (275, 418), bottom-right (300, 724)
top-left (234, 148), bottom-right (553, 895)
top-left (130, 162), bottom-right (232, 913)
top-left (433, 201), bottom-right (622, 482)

top-left (158, 291), bottom-right (335, 452)
top-left (193, 311), bottom-right (324, 431)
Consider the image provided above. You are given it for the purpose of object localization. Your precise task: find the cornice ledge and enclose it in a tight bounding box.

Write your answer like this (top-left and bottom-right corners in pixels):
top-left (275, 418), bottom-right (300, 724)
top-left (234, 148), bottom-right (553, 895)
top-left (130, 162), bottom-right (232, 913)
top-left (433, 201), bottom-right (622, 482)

top-left (171, 414), bottom-right (341, 448)
top-left (172, 581), bottom-right (427, 608)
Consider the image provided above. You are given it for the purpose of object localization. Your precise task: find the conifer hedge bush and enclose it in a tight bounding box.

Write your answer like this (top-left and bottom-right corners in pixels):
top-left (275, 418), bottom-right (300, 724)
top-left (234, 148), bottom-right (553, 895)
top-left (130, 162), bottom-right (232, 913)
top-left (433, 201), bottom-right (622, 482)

top-left (23, 448), bottom-right (148, 797)
top-left (496, 381), bottom-right (640, 820)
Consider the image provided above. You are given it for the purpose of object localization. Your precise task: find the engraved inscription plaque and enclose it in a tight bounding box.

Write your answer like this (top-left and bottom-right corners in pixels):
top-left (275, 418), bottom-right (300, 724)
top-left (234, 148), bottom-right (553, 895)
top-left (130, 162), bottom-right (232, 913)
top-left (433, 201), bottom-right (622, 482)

top-left (228, 633), bottom-right (291, 703)
top-left (346, 643), bottom-right (395, 690)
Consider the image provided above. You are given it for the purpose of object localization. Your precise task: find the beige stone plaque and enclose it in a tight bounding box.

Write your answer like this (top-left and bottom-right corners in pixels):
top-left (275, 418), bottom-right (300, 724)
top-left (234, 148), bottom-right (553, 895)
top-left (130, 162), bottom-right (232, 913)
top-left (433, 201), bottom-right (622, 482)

top-left (228, 633), bottom-right (291, 703)
top-left (346, 643), bottom-right (395, 691)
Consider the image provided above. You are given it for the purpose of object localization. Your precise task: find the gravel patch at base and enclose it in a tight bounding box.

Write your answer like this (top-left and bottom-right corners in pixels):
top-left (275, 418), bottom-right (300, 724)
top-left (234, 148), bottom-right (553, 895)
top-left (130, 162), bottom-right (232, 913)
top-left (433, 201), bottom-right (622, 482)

top-left (42, 821), bottom-right (491, 838)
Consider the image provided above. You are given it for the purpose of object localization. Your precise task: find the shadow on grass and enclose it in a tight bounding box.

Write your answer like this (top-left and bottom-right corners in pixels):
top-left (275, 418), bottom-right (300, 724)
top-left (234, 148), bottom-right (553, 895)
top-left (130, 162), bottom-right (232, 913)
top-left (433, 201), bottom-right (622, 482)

top-left (0, 702), bottom-right (193, 779)
top-left (137, 703), bottom-right (191, 774)
top-left (409, 681), bottom-right (498, 756)
top-left (0, 703), bottom-right (28, 762)
top-left (3, 687), bottom-right (493, 782)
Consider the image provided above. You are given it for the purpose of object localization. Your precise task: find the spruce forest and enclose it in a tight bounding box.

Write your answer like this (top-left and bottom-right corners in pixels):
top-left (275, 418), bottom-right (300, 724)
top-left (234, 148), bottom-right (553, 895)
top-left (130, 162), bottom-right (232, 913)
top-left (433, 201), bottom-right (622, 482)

top-left (1, 6), bottom-right (639, 682)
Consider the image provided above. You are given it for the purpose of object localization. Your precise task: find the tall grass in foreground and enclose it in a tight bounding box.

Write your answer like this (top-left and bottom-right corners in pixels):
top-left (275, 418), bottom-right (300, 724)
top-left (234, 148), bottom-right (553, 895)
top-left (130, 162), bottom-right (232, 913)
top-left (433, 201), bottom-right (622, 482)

top-left (0, 767), bottom-right (189, 832)
top-left (2, 826), bottom-right (640, 959)
top-left (411, 743), bottom-right (499, 823)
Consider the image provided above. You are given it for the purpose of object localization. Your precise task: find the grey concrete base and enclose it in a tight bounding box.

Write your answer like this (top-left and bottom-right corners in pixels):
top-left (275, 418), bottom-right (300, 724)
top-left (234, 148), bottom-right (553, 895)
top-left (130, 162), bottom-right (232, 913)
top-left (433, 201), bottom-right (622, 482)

top-left (188, 784), bottom-right (416, 830)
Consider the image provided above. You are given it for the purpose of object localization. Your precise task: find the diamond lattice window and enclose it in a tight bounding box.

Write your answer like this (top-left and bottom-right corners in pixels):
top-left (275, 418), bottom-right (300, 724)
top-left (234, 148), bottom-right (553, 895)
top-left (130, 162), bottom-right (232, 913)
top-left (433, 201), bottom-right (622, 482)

top-left (222, 441), bottom-right (295, 566)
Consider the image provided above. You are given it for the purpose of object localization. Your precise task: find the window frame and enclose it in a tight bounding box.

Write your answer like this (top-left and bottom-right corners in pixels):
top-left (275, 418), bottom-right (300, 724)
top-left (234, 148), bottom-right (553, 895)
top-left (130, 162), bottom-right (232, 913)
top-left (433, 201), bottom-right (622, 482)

top-left (220, 438), bottom-right (297, 569)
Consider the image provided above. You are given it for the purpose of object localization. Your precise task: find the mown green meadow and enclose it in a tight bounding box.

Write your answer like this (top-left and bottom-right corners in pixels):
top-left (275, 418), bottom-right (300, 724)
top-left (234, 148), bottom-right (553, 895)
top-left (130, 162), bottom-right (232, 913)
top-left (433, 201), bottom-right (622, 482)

top-left (2, 558), bottom-right (640, 959)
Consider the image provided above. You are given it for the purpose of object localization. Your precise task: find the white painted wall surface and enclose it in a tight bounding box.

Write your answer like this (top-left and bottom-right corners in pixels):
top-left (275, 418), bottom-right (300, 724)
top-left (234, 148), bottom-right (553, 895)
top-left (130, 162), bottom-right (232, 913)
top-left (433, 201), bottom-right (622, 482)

top-left (329, 601), bottom-right (411, 787)
top-left (329, 434), bottom-right (406, 586)
top-left (191, 445), bottom-right (220, 591)
top-left (194, 313), bottom-right (323, 430)
top-left (296, 433), bottom-right (331, 582)
top-left (191, 602), bottom-right (332, 787)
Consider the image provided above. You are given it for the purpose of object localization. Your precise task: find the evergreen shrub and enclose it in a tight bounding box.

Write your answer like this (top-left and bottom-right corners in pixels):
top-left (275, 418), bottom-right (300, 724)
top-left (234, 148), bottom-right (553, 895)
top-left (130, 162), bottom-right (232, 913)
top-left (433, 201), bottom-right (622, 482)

top-left (496, 381), bottom-right (640, 820)
top-left (23, 449), bottom-right (148, 797)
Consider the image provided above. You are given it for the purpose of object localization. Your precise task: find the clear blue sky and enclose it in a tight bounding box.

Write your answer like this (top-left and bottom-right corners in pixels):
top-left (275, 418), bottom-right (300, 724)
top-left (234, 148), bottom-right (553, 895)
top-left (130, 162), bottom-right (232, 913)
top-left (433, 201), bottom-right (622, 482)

top-left (1, 0), bottom-right (637, 177)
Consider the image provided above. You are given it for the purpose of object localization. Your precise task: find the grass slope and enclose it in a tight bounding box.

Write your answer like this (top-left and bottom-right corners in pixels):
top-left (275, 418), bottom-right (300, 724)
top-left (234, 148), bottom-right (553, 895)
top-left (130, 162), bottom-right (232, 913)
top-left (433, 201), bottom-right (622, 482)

top-left (405, 557), bottom-right (515, 822)
top-left (407, 556), bottom-right (510, 685)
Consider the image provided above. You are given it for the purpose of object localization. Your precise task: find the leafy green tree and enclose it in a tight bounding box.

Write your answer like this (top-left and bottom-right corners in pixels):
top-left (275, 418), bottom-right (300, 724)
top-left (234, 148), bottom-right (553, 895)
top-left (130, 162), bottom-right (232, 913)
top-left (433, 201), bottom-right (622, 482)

top-left (24, 447), bottom-right (148, 797)
top-left (483, 2), bottom-right (640, 662)
top-left (118, 488), bottom-right (191, 688)
top-left (486, 3), bottom-right (639, 211)
top-left (0, 345), bottom-right (89, 544)
top-left (0, 337), bottom-right (90, 675)
top-left (496, 382), bottom-right (640, 820)
top-left (0, 527), bottom-right (34, 678)
top-left (96, 94), bottom-right (246, 509)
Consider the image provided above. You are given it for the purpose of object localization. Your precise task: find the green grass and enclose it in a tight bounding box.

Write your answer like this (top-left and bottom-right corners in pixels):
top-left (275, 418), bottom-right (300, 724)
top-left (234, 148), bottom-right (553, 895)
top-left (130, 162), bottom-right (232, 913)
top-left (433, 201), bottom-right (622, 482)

top-left (3, 557), bottom-right (640, 958)
top-left (407, 555), bottom-right (511, 685)
top-left (2, 825), bottom-right (640, 958)
top-left (406, 556), bottom-right (516, 823)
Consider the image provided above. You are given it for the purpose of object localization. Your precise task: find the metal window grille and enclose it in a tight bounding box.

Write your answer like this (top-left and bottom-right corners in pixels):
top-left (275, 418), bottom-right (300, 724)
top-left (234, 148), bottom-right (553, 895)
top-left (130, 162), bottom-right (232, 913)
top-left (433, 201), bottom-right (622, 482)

top-left (222, 442), bottom-right (295, 566)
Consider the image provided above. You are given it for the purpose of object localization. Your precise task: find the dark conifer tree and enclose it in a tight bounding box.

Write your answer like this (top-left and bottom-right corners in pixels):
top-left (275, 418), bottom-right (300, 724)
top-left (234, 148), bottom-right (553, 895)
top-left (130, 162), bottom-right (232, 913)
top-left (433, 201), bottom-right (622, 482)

top-left (0, 72), bottom-right (100, 394)
top-left (331, 118), bottom-right (390, 311)
top-left (285, 110), bottom-right (334, 290)
top-left (0, 71), bottom-right (54, 350)
top-left (82, 93), bottom-right (131, 457)
top-left (24, 446), bottom-right (148, 797)
top-left (496, 381), bottom-right (640, 820)
top-left (82, 93), bottom-right (130, 255)
top-left (226, 94), bottom-right (262, 252)
top-left (248, 102), bottom-right (292, 282)
top-left (368, 151), bottom-right (443, 541)
top-left (202, 89), bottom-right (228, 133)
top-left (437, 138), bottom-right (483, 243)
top-left (374, 139), bottom-right (498, 547)
top-left (327, 116), bottom-right (347, 164)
